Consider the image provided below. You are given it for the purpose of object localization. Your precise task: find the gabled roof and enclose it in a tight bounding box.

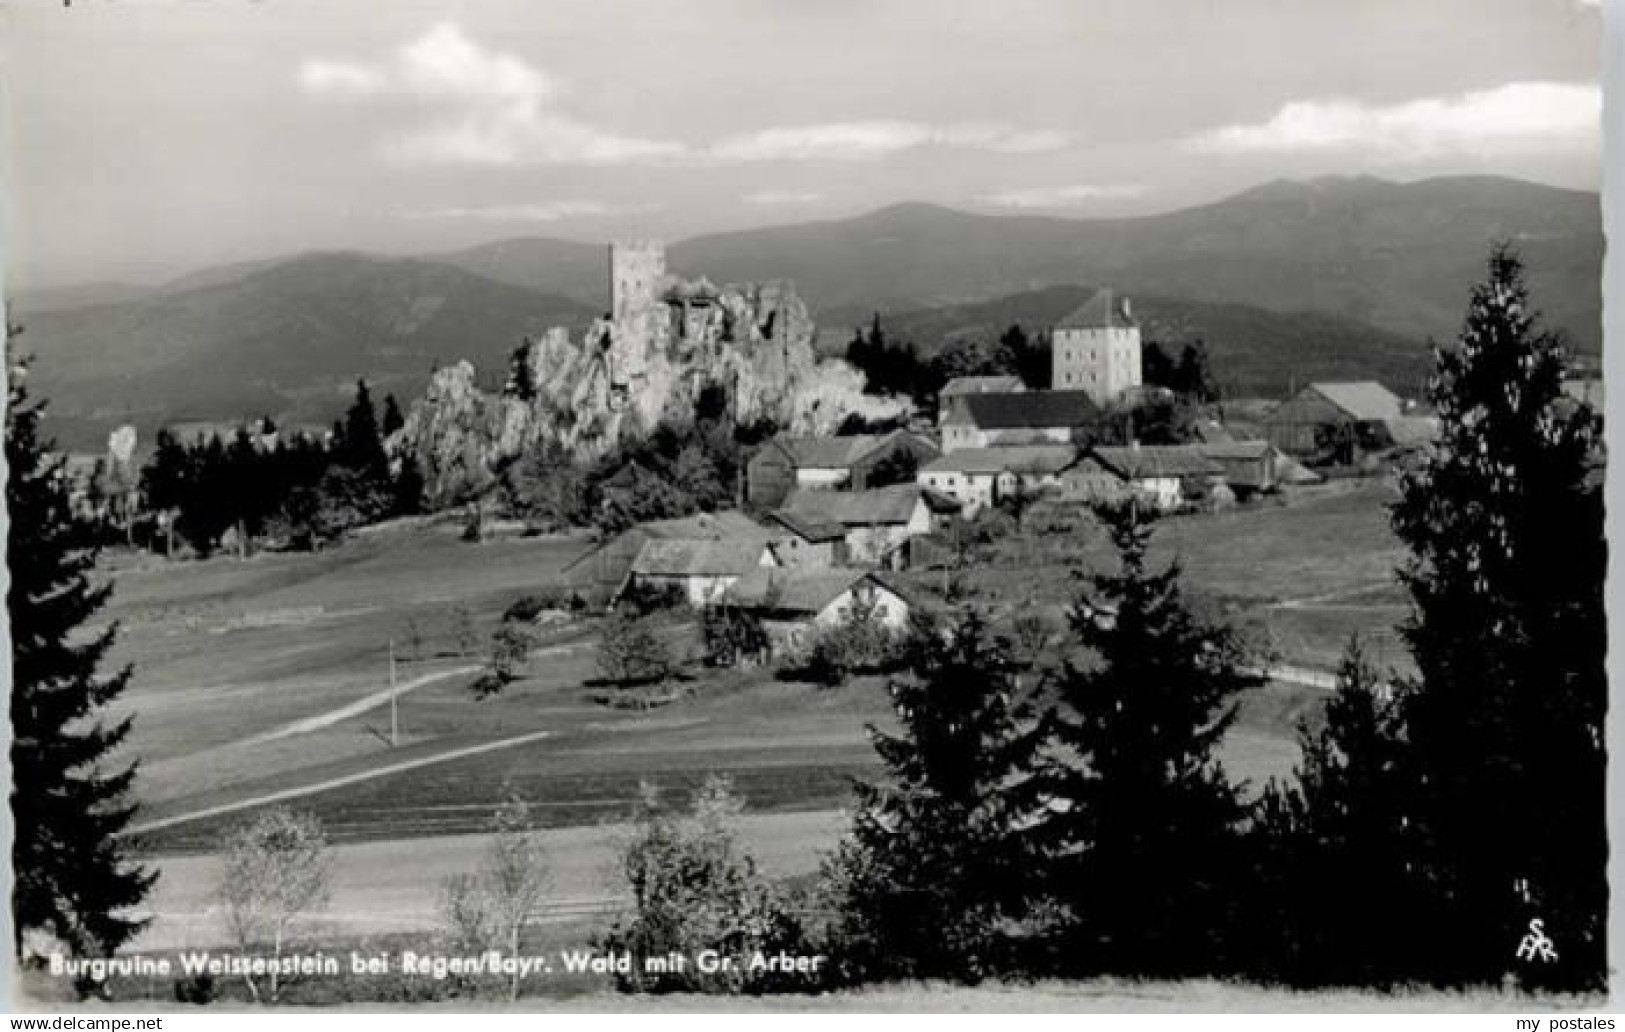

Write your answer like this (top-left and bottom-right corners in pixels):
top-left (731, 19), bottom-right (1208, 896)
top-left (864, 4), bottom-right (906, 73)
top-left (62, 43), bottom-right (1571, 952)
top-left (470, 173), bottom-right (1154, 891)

top-left (726, 566), bottom-right (906, 616)
top-left (1092, 445), bottom-right (1223, 480)
top-left (760, 430), bottom-right (928, 471)
top-left (764, 510), bottom-right (848, 543)
top-left (780, 483), bottom-right (958, 527)
top-left (940, 375), bottom-right (1024, 398)
top-left (560, 509), bottom-right (773, 578)
top-left (1198, 440), bottom-right (1275, 461)
top-left (1385, 415), bottom-right (1441, 447)
top-left (1306, 381), bottom-right (1403, 422)
top-left (1061, 456), bottom-right (1115, 479)
top-left (628, 537), bottom-right (770, 578)
top-left (638, 509), bottom-right (775, 542)
top-left (942, 390), bottom-right (1101, 430)
top-left (1054, 288), bottom-right (1136, 331)
top-left (921, 445), bottom-right (1080, 476)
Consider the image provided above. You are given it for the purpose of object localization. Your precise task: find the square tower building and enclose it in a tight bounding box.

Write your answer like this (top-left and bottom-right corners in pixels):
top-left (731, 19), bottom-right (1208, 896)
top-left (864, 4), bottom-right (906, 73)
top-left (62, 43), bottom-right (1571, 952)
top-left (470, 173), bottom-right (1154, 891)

top-left (1050, 288), bottom-right (1141, 404)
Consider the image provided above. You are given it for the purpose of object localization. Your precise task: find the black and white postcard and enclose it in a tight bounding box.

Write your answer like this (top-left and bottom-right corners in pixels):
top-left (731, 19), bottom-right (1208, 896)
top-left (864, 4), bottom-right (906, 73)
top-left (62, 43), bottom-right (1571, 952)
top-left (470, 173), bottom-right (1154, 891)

top-left (1, 0), bottom-right (1611, 1014)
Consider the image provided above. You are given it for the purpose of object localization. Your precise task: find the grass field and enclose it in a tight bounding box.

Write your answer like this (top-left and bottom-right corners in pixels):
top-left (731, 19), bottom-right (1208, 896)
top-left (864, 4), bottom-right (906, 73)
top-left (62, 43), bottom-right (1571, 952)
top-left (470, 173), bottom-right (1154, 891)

top-left (101, 485), bottom-right (1411, 878)
top-left (901, 478), bottom-right (1412, 671)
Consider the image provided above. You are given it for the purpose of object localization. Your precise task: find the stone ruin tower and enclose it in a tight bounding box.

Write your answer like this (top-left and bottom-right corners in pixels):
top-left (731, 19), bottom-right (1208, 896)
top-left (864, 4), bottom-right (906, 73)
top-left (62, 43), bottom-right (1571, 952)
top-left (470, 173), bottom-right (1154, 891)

top-left (610, 239), bottom-right (666, 323)
top-left (602, 240), bottom-right (669, 405)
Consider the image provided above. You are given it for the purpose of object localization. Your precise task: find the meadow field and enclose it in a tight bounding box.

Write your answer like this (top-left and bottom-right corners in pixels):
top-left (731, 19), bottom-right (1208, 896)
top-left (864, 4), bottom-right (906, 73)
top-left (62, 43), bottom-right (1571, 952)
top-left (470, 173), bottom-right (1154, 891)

top-left (99, 480), bottom-right (1415, 950)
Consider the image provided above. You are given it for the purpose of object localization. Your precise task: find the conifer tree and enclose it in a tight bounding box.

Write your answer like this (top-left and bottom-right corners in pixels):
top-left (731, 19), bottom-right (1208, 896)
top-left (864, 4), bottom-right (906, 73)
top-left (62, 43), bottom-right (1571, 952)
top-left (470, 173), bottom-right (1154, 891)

top-left (1247, 638), bottom-right (1421, 986)
top-left (339, 378), bottom-right (388, 481)
top-left (824, 609), bottom-right (1051, 983)
top-left (1389, 244), bottom-right (1605, 988)
top-left (1041, 502), bottom-right (1259, 977)
top-left (8, 353), bottom-right (154, 963)
top-left (381, 393), bottom-right (406, 438)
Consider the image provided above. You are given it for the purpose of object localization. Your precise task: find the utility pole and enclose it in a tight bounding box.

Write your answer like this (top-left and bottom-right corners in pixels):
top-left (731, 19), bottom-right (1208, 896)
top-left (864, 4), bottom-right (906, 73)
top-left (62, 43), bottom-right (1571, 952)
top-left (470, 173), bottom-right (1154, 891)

top-left (389, 637), bottom-right (399, 748)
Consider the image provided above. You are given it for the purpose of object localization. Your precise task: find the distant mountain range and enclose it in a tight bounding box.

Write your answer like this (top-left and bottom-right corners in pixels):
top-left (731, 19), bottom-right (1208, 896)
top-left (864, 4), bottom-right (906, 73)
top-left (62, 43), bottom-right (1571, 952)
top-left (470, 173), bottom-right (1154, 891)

top-left (21, 255), bottom-right (594, 451)
top-left (660, 175), bottom-right (1601, 351)
top-left (13, 175), bottom-right (1600, 452)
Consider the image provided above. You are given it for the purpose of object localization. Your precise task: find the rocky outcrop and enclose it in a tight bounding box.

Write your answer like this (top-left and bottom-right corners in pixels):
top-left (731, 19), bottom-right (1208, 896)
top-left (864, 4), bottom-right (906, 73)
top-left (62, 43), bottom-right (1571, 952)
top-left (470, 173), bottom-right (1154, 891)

top-left (392, 260), bottom-right (905, 506)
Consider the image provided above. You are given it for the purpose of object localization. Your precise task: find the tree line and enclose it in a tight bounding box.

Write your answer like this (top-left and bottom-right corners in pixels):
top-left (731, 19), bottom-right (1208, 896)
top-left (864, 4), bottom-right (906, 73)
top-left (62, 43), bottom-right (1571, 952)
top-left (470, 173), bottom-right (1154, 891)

top-left (135, 380), bottom-right (424, 555)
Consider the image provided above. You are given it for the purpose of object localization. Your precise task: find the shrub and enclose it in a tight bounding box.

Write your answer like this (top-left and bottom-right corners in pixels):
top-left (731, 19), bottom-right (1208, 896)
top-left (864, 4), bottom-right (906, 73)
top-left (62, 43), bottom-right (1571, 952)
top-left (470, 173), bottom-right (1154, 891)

top-left (501, 586), bottom-right (578, 623)
top-left (786, 594), bottom-right (903, 686)
top-left (437, 794), bottom-right (551, 1001)
top-left (600, 777), bottom-right (823, 994)
top-left (701, 604), bottom-right (769, 668)
top-left (596, 611), bottom-right (672, 686)
top-left (450, 604), bottom-right (479, 657)
top-left (216, 809), bottom-right (331, 1003)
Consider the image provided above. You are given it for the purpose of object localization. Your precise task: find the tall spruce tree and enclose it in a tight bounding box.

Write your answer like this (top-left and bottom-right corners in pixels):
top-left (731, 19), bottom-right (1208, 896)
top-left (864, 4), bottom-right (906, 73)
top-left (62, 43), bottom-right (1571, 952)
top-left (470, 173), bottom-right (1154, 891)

top-left (1041, 502), bottom-right (1260, 977)
top-left (1389, 244), bottom-right (1605, 988)
top-left (8, 355), bottom-right (154, 962)
top-left (1247, 638), bottom-right (1422, 987)
top-left (381, 393), bottom-right (406, 438)
top-left (339, 379), bottom-right (388, 481)
top-left (823, 608), bottom-right (1052, 983)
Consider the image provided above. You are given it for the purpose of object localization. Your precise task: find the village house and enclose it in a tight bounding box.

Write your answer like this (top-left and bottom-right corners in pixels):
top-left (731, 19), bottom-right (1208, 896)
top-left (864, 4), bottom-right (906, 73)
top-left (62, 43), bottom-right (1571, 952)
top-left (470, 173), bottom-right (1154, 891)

top-left (724, 566), bottom-right (914, 658)
top-left (745, 430), bottom-right (940, 508)
top-left (917, 445), bottom-right (1079, 516)
top-left (761, 510), bottom-right (848, 568)
top-left (938, 375), bottom-right (1025, 424)
top-left (940, 390), bottom-right (1103, 452)
top-left (777, 483), bottom-right (960, 569)
top-left (613, 536), bottom-right (779, 607)
top-left (1198, 440), bottom-right (1280, 499)
top-left (1090, 444), bottom-right (1223, 512)
top-left (1056, 455), bottom-right (1131, 506)
top-left (1050, 288), bottom-right (1143, 404)
top-left (1265, 381), bottom-right (1405, 464)
top-left (560, 510), bottom-right (778, 608)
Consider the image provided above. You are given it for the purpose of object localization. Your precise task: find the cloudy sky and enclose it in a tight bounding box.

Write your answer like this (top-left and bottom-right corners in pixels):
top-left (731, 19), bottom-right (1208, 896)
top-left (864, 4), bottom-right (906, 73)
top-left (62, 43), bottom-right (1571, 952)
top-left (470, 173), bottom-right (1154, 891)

top-left (2, 0), bottom-right (1603, 290)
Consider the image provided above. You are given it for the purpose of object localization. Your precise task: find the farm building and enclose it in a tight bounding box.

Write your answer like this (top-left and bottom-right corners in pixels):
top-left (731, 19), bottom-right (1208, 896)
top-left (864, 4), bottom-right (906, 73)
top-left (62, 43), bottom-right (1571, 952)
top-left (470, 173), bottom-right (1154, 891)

top-left (917, 445), bottom-right (1080, 515)
top-left (614, 537), bottom-right (779, 607)
top-left (1198, 440), bottom-right (1280, 498)
top-left (938, 375), bottom-right (1025, 423)
top-left (560, 510), bottom-right (777, 608)
top-left (725, 566), bottom-right (914, 657)
top-left (745, 430), bottom-right (940, 508)
top-left (940, 390), bottom-right (1103, 452)
top-left (1057, 455), bottom-right (1132, 506)
top-left (1265, 381), bottom-right (1405, 464)
top-left (778, 484), bottom-right (960, 569)
top-left (762, 510), bottom-right (848, 568)
top-left (1090, 444), bottom-right (1223, 511)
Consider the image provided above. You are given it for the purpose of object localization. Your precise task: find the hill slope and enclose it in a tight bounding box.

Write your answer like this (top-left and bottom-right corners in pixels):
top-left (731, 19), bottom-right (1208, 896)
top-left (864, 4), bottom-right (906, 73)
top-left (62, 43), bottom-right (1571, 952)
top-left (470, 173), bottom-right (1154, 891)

top-left (878, 285), bottom-right (1433, 400)
top-left (24, 255), bottom-right (595, 450)
top-left (430, 237), bottom-right (611, 312)
top-left (667, 176), bottom-right (1600, 351)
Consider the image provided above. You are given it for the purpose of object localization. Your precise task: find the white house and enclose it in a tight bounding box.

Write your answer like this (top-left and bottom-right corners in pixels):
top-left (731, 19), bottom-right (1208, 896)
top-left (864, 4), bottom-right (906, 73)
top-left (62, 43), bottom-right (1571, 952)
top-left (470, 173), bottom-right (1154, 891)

top-left (939, 390), bottom-right (1102, 452)
top-left (917, 445), bottom-right (1079, 516)
top-left (725, 566), bottom-right (914, 656)
top-left (777, 484), bottom-right (959, 569)
top-left (1089, 444), bottom-right (1223, 512)
top-left (614, 537), bottom-right (780, 607)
